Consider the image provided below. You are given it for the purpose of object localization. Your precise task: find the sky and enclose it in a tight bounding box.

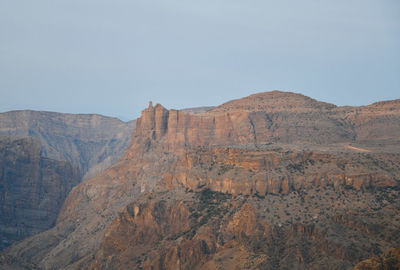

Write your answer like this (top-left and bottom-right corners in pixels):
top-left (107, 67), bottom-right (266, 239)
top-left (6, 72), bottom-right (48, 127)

top-left (0, 0), bottom-right (399, 121)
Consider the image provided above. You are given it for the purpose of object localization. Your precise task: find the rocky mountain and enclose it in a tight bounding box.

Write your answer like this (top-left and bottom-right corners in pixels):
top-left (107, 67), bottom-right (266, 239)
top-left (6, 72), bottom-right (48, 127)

top-left (0, 110), bottom-right (136, 179)
top-left (0, 136), bottom-right (81, 250)
top-left (0, 91), bottom-right (399, 269)
top-left (0, 111), bottom-right (135, 251)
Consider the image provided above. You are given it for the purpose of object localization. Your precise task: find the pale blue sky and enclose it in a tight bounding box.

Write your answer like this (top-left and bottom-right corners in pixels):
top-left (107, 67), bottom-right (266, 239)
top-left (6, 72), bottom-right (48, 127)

top-left (0, 0), bottom-right (399, 120)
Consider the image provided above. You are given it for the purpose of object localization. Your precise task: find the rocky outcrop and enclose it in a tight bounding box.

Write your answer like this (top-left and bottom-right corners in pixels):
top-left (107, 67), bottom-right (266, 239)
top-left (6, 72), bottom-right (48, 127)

top-left (353, 248), bottom-right (400, 270)
top-left (0, 110), bottom-right (136, 179)
top-left (1, 91), bottom-right (399, 269)
top-left (339, 99), bottom-right (400, 142)
top-left (169, 145), bottom-right (399, 196)
top-left (0, 136), bottom-right (81, 250)
top-left (131, 93), bottom-right (400, 153)
top-left (131, 100), bottom-right (353, 151)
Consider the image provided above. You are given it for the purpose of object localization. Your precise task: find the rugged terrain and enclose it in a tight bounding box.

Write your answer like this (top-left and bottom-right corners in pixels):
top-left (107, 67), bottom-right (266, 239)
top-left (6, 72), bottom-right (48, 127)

top-left (1, 91), bottom-right (399, 269)
top-left (0, 136), bottom-right (81, 250)
top-left (354, 248), bottom-right (400, 269)
top-left (0, 111), bottom-right (135, 251)
top-left (0, 110), bottom-right (136, 179)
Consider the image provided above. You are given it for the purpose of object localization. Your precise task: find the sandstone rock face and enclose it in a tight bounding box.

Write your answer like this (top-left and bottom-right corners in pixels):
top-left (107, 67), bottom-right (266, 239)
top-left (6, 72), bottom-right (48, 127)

top-left (341, 99), bottom-right (400, 142)
top-left (1, 91), bottom-right (399, 269)
top-left (0, 110), bottom-right (136, 179)
top-left (0, 136), bottom-right (81, 250)
top-left (171, 145), bottom-right (399, 196)
top-left (131, 95), bottom-right (353, 150)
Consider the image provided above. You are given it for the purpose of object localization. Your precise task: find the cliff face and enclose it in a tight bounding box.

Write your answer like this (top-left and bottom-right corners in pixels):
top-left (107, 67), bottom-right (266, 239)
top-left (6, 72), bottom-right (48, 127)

top-left (130, 92), bottom-right (400, 152)
top-left (170, 145), bottom-right (398, 196)
top-left (0, 110), bottom-right (136, 179)
top-left (130, 98), bottom-right (352, 151)
top-left (340, 99), bottom-right (400, 142)
top-left (0, 110), bottom-right (134, 251)
top-left (0, 136), bottom-right (81, 250)
top-left (1, 91), bottom-right (399, 270)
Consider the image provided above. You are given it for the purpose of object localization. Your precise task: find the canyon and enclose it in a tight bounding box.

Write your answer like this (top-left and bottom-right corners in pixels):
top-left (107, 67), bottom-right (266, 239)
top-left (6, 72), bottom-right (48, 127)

top-left (0, 110), bottom-right (136, 179)
top-left (0, 111), bottom-right (135, 250)
top-left (0, 91), bottom-right (399, 269)
top-left (0, 136), bottom-right (81, 250)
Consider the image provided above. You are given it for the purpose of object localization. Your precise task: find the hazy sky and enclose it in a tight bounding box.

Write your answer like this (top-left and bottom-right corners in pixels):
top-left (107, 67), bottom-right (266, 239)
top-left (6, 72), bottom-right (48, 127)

top-left (1, 0), bottom-right (399, 120)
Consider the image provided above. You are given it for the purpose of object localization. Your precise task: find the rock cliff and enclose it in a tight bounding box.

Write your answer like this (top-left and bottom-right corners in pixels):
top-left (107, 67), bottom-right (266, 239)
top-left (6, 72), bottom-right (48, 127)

top-left (0, 136), bottom-right (81, 250)
top-left (0, 110), bottom-right (136, 179)
top-left (1, 91), bottom-right (399, 269)
top-left (170, 145), bottom-right (398, 195)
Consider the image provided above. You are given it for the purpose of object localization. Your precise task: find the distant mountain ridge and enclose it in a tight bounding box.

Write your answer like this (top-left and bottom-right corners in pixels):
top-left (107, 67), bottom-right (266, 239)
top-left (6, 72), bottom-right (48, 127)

top-left (0, 110), bottom-right (136, 179)
top-left (0, 110), bottom-right (136, 251)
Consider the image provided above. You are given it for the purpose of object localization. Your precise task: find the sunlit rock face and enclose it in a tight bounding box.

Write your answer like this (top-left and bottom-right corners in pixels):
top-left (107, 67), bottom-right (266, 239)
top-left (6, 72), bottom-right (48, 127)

top-left (1, 91), bottom-right (399, 270)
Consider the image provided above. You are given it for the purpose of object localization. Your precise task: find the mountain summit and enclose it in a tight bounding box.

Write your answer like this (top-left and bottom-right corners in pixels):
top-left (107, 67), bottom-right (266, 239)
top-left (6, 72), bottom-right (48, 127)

top-left (210, 91), bottom-right (336, 113)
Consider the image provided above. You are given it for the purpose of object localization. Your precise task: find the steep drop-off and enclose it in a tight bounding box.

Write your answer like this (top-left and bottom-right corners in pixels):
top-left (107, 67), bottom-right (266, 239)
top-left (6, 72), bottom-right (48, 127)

top-left (0, 136), bottom-right (81, 250)
top-left (0, 110), bottom-right (136, 179)
top-left (1, 91), bottom-right (399, 269)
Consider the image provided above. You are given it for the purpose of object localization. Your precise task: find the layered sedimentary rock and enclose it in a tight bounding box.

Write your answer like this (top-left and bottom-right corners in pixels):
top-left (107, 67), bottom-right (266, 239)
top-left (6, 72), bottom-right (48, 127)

top-left (0, 136), bottom-right (81, 250)
top-left (0, 110), bottom-right (136, 179)
top-left (0, 110), bottom-right (134, 251)
top-left (170, 145), bottom-right (398, 195)
top-left (1, 91), bottom-right (399, 269)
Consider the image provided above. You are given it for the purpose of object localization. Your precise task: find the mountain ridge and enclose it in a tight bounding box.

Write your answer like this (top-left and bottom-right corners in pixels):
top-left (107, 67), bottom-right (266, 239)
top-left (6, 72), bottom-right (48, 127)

top-left (0, 110), bottom-right (136, 179)
top-left (1, 91), bottom-right (399, 270)
top-left (208, 90), bottom-right (337, 113)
